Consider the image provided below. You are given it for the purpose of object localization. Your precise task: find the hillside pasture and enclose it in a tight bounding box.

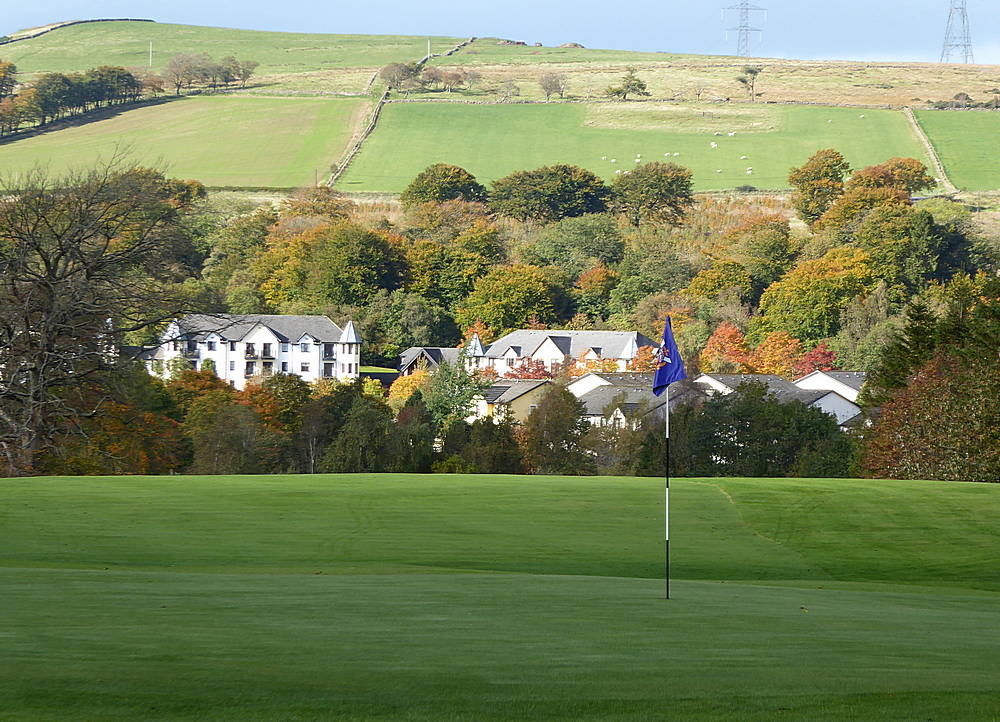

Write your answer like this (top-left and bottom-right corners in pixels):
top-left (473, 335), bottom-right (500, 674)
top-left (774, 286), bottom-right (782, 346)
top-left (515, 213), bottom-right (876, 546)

top-left (1, 21), bottom-right (466, 76)
top-left (0, 95), bottom-right (365, 187)
top-left (916, 109), bottom-right (1000, 192)
top-left (339, 102), bottom-right (929, 193)
top-left (1, 474), bottom-right (999, 720)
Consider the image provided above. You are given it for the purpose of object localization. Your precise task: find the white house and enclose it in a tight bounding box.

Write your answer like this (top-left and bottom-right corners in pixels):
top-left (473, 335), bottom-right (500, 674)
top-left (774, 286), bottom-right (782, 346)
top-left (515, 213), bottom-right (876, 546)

top-left (400, 329), bottom-right (657, 377)
top-left (144, 314), bottom-right (362, 390)
top-left (566, 372), bottom-right (708, 428)
top-left (794, 370), bottom-right (867, 403)
top-left (694, 373), bottom-right (862, 427)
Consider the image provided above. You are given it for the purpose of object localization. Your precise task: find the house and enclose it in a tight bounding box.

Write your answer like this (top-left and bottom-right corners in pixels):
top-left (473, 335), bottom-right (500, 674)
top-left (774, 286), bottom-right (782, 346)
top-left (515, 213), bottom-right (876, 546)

top-left (144, 314), bottom-right (362, 390)
top-left (469, 379), bottom-right (551, 424)
top-left (399, 329), bottom-right (657, 377)
top-left (694, 373), bottom-right (862, 427)
top-left (566, 372), bottom-right (708, 428)
top-left (794, 370), bottom-right (867, 403)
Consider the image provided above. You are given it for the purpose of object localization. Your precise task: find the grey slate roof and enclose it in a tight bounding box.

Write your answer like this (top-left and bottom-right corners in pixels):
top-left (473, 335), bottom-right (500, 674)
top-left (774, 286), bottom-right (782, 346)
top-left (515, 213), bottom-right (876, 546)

top-left (398, 346), bottom-right (461, 372)
top-left (823, 371), bottom-right (868, 391)
top-left (175, 314), bottom-right (345, 343)
top-left (702, 374), bottom-right (799, 394)
top-left (484, 379), bottom-right (550, 405)
top-left (339, 320), bottom-right (362, 344)
top-left (576, 376), bottom-right (708, 417)
top-left (482, 330), bottom-right (656, 360)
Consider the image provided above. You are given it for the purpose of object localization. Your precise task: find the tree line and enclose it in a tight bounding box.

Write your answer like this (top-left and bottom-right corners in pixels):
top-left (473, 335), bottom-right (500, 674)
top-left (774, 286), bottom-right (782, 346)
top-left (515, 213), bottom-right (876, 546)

top-left (0, 53), bottom-right (258, 137)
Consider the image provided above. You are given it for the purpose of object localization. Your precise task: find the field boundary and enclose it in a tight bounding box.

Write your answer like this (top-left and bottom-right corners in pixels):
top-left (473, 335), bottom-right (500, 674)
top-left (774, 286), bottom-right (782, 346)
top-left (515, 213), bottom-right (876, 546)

top-left (327, 36), bottom-right (476, 186)
top-left (903, 106), bottom-right (958, 193)
top-left (1, 18), bottom-right (154, 45)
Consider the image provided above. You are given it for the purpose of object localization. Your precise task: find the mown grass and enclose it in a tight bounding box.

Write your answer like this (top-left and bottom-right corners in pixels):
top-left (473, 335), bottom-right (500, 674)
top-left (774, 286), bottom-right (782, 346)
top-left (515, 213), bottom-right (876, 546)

top-left (2, 21), bottom-right (466, 75)
top-left (1, 474), bottom-right (999, 720)
top-left (916, 109), bottom-right (1000, 192)
top-left (0, 95), bottom-right (364, 187)
top-left (339, 102), bottom-right (929, 193)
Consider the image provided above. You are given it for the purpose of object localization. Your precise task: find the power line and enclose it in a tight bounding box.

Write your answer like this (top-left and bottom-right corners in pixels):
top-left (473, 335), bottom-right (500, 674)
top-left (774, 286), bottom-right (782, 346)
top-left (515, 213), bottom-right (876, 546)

top-left (941, 0), bottom-right (974, 63)
top-left (722, 1), bottom-right (767, 58)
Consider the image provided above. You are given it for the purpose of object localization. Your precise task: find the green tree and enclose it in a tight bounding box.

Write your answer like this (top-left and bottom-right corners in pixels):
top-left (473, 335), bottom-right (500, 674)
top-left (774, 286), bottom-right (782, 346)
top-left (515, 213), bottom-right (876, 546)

top-left (319, 394), bottom-right (394, 472)
top-left (528, 213), bottom-right (624, 276)
top-left (185, 390), bottom-right (280, 474)
top-left (489, 164), bottom-right (611, 222)
top-left (400, 164), bottom-right (487, 207)
top-left (463, 418), bottom-right (524, 474)
top-left (788, 149), bottom-right (852, 226)
top-left (611, 162), bottom-right (694, 226)
top-left (422, 353), bottom-right (491, 428)
top-left (388, 391), bottom-right (436, 473)
top-left (605, 67), bottom-right (651, 101)
top-left (455, 263), bottom-right (572, 334)
top-left (521, 385), bottom-right (594, 475)
top-left (853, 205), bottom-right (942, 298)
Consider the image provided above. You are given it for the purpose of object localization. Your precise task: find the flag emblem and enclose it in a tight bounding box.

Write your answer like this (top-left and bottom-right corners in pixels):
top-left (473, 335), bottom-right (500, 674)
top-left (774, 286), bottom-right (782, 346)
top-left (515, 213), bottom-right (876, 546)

top-left (652, 316), bottom-right (687, 397)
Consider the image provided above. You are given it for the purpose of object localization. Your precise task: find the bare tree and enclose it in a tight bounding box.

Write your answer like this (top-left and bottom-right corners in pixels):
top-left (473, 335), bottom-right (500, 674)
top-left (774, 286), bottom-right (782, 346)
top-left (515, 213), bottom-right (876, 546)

top-left (499, 78), bottom-right (521, 102)
top-left (539, 72), bottom-right (568, 101)
top-left (0, 161), bottom-right (206, 475)
top-left (464, 69), bottom-right (483, 92)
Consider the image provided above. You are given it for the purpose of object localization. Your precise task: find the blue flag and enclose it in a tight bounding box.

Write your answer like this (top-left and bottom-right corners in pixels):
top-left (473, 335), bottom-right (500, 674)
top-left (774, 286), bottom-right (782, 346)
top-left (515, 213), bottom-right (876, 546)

top-left (652, 316), bottom-right (687, 397)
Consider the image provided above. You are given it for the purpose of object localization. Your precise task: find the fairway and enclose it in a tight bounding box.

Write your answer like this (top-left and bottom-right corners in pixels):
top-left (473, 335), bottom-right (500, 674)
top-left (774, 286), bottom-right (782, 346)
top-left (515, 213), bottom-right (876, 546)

top-left (916, 110), bottom-right (1000, 192)
top-left (339, 103), bottom-right (929, 193)
top-left (0, 96), bottom-right (364, 187)
top-left (2, 21), bottom-right (466, 75)
top-left (2, 474), bottom-right (999, 720)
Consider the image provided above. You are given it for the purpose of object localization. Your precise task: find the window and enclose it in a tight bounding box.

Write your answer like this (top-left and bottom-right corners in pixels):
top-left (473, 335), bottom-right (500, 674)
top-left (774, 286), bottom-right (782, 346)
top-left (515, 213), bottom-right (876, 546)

top-left (323, 343), bottom-right (335, 359)
top-left (229, 361), bottom-right (236, 371)
top-left (280, 343), bottom-right (289, 353)
top-left (171, 341), bottom-right (179, 351)
top-left (207, 341), bottom-right (216, 351)
top-left (245, 362), bottom-right (255, 376)
top-left (263, 362), bottom-right (273, 376)
top-left (300, 342), bottom-right (310, 353)
top-left (281, 362), bottom-right (288, 372)
top-left (323, 363), bottom-right (334, 378)
top-left (230, 342), bottom-right (236, 352)
top-left (245, 343), bottom-right (256, 357)
top-left (262, 343), bottom-right (273, 358)
top-left (300, 363), bottom-right (310, 373)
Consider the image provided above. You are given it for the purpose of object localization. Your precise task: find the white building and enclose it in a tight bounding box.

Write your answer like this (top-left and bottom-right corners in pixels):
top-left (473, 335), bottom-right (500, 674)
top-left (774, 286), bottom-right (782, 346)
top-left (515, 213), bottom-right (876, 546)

top-left (794, 370), bottom-right (867, 403)
top-left (694, 373), bottom-right (862, 427)
top-left (399, 329), bottom-right (656, 377)
top-left (144, 314), bottom-right (361, 390)
top-left (566, 372), bottom-right (708, 428)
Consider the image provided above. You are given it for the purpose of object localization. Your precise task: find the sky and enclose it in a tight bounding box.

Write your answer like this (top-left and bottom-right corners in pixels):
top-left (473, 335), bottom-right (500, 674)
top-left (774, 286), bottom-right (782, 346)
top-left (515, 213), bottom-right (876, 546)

top-left (5, 0), bottom-right (1000, 64)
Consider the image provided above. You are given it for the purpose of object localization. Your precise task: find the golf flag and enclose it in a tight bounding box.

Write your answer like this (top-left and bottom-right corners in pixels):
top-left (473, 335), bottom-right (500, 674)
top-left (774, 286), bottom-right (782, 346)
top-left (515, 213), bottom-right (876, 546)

top-left (652, 316), bottom-right (687, 396)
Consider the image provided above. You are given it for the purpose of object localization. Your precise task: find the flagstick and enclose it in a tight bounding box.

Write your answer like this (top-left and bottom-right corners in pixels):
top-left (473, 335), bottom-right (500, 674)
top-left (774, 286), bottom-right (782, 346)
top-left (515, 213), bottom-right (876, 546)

top-left (665, 384), bottom-right (670, 600)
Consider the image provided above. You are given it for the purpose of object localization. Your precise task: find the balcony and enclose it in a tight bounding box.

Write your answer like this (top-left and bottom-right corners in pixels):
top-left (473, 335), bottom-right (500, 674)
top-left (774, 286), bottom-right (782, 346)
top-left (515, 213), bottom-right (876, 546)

top-left (182, 348), bottom-right (200, 359)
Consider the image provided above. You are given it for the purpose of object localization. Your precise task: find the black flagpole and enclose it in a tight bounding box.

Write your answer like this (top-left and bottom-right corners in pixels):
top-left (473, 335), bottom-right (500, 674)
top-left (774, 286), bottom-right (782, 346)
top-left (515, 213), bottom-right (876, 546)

top-left (665, 384), bottom-right (670, 600)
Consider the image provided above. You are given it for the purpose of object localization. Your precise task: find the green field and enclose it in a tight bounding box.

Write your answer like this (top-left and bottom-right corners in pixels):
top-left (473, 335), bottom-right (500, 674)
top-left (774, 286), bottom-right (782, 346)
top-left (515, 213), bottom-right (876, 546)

top-left (916, 110), bottom-right (1000, 192)
top-left (432, 37), bottom-right (706, 66)
top-left (2, 474), bottom-right (999, 720)
top-left (339, 103), bottom-right (929, 193)
top-left (1, 21), bottom-right (466, 75)
top-left (0, 95), bottom-right (363, 187)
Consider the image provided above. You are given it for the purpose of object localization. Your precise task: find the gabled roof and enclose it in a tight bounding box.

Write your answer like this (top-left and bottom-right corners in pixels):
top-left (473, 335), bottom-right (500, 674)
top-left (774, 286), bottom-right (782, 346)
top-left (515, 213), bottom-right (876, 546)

top-left (398, 346), bottom-right (461, 371)
top-left (698, 374), bottom-right (800, 394)
top-left (174, 314), bottom-right (345, 343)
top-left (821, 371), bottom-right (868, 391)
top-left (484, 330), bottom-right (655, 360)
top-left (576, 377), bottom-right (708, 416)
top-left (484, 379), bottom-right (550, 405)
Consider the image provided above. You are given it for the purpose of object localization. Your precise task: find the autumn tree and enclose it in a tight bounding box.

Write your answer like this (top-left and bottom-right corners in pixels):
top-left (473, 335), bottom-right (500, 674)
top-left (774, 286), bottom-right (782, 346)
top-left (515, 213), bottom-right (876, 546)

top-left (611, 162), bottom-right (695, 226)
top-left (388, 391), bottom-right (436, 473)
top-left (0, 61), bottom-right (17, 98)
top-left (793, 341), bottom-right (839, 378)
top-left (751, 332), bottom-right (804, 378)
top-left (489, 164), bottom-right (611, 222)
top-left (812, 185), bottom-right (910, 234)
top-left (185, 390), bottom-right (280, 474)
top-left (699, 323), bottom-right (754, 373)
top-left (751, 247), bottom-right (874, 342)
top-left (400, 164), bottom-right (487, 207)
top-left (529, 213), bottom-right (624, 276)
top-left (852, 205), bottom-right (942, 297)
top-left (380, 62), bottom-right (420, 90)
top-left (605, 67), bottom-right (651, 101)
top-left (788, 149), bottom-right (852, 226)
top-left (0, 163), bottom-right (205, 476)
top-left (463, 418), bottom-right (524, 473)
top-left (456, 264), bottom-right (572, 334)
top-left (845, 157), bottom-right (936, 196)
top-left (387, 369), bottom-right (431, 411)
top-left (725, 214), bottom-right (797, 301)
top-left (685, 262), bottom-right (754, 302)
top-left (165, 369), bottom-right (233, 418)
top-left (280, 186), bottom-right (354, 220)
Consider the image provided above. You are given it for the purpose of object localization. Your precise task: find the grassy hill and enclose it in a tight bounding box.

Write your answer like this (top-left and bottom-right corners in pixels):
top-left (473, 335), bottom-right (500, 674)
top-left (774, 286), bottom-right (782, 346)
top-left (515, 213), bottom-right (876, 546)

top-left (1, 20), bottom-right (466, 75)
top-left (0, 95), bottom-right (365, 187)
top-left (2, 474), bottom-right (999, 720)
top-left (339, 102), bottom-right (930, 192)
